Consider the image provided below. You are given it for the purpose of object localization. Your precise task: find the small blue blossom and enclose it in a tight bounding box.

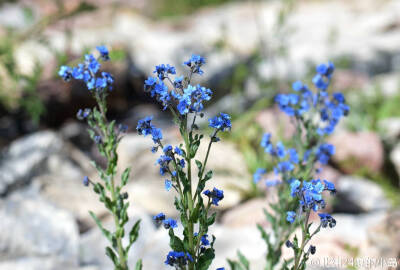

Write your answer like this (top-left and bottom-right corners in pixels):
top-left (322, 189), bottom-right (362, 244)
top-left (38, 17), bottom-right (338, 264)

top-left (137, 116), bottom-right (154, 136)
top-left (165, 179), bottom-right (172, 191)
top-left (59, 65), bottom-right (73, 81)
top-left (153, 212), bottom-right (166, 221)
top-left (165, 251), bottom-right (193, 267)
top-left (76, 108), bottom-right (91, 120)
top-left (184, 54), bottom-right (206, 75)
top-left (265, 179), bottom-right (282, 187)
top-left (274, 161), bottom-right (294, 174)
top-left (208, 113), bottom-right (231, 131)
top-left (289, 148), bottom-right (299, 164)
top-left (163, 218), bottom-right (178, 229)
top-left (318, 213), bottom-right (336, 228)
top-left (315, 143), bottom-right (335, 164)
top-left (83, 176), bottom-right (90, 186)
top-left (96, 45), bottom-right (110, 61)
top-left (174, 146), bottom-right (183, 156)
top-left (163, 144), bottom-right (173, 154)
top-left (174, 76), bottom-right (184, 89)
top-left (290, 179), bottom-right (301, 197)
top-left (157, 155), bottom-right (172, 175)
top-left (154, 64), bottom-right (176, 80)
top-left (85, 54), bottom-right (101, 74)
top-left (323, 179), bottom-right (336, 194)
top-left (253, 168), bottom-right (266, 184)
top-left (203, 187), bottom-right (224, 206)
top-left (201, 234), bottom-right (210, 246)
top-left (286, 211), bottom-right (296, 223)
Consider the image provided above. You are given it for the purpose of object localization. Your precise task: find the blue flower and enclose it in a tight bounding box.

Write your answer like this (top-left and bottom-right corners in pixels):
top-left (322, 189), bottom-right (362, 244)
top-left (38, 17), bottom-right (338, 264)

top-left (165, 251), bottom-right (193, 266)
top-left (290, 179), bottom-right (301, 197)
top-left (184, 54), bottom-right (206, 75)
top-left (203, 187), bottom-right (224, 206)
top-left (137, 116), bottom-right (154, 136)
top-left (318, 213), bottom-right (336, 228)
top-left (323, 179), bottom-right (336, 194)
top-left (144, 76), bottom-right (157, 91)
top-left (163, 144), bottom-right (173, 154)
top-left (151, 128), bottom-right (163, 143)
top-left (289, 148), bottom-right (299, 164)
top-left (85, 54), bottom-right (101, 74)
top-left (153, 212), bottom-right (166, 221)
top-left (274, 161), bottom-right (294, 174)
top-left (157, 155), bottom-right (172, 175)
top-left (72, 64), bottom-right (85, 80)
top-left (163, 218), bottom-right (178, 229)
top-left (276, 142), bottom-right (286, 158)
top-left (201, 234), bottom-right (210, 246)
top-left (174, 146), bottom-right (183, 156)
top-left (59, 65), bottom-right (73, 81)
top-left (165, 179), bottom-right (172, 191)
top-left (154, 64), bottom-right (176, 80)
top-left (208, 113), bottom-right (231, 131)
top-left (174, 76), bottom-right (184, 89)
top-left (315, 143), bottom-right (335, 164)
top-left (265, 179), bottom-right (282, 187)
top-left (83, 176), bottom-right (90, 186)
top-left (286, 211), bottom-right (296, 223)
top-left (76, 108), bottom-right (91, 120)
top-left (253, 168), bottom-right (266, 184)
top-left (96, 45), bottom-right (110, 61)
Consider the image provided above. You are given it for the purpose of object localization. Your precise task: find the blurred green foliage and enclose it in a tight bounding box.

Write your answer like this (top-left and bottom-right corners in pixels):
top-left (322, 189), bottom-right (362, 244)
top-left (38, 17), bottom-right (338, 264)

top-left (153, 0), bottom-right (235, 17)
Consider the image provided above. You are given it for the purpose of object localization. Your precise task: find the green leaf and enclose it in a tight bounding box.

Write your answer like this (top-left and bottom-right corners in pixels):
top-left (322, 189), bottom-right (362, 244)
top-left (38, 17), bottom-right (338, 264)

top-left (105, 246), bottom-right (118, 266)
top-left (207, 212), bottom-right (217, 226)
top-left (203, 170), bottom-right (213, 181)
top-left (195, 159), bottom-right (202, 171)
top-left (121, 167), bottom-right (131, 186)
top-left (135, 259), bottom-right (143, 270)
top-left (129, 220), bottom-right (141, 245)
top-left (89, 211), bottom-right (112, 242)
top-left (237, 251), bottom-right (250, 270)
top-left (169, 229), bottom-right (184, 251)
top-left (197, 248), bottom-right (215, 270)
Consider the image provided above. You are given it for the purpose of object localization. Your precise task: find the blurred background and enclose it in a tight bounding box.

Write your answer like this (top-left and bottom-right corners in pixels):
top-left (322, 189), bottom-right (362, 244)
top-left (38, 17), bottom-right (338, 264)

top-left (0, 0), bottom-right (399, 269)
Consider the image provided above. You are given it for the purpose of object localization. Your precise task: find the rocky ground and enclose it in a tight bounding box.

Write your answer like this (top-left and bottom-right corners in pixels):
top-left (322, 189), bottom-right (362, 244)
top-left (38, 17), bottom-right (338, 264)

top-left (1, 0), bottom-right (400, 269)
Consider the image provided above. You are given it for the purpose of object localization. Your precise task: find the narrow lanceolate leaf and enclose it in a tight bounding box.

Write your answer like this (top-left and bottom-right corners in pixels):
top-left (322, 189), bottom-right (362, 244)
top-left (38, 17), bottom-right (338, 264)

top-left (237, 251), bottom-right (250, 270)
top-left (89, 211), bottom-right (113, 242)
top-left (135, 259), bottom-right (143, 270)
top-left (129, 220), bottom-right (141, 245)
top-left (105, 246), bottom-right (118, 266)
top-left (121, 167), bottom-right (131, 186)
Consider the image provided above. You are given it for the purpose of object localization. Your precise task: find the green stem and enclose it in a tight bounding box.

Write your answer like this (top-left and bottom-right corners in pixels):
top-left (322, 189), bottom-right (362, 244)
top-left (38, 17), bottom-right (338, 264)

top-left (293, 210), bottom-right (310, 270)
top-left (99, 98), bottom-right (128, 270)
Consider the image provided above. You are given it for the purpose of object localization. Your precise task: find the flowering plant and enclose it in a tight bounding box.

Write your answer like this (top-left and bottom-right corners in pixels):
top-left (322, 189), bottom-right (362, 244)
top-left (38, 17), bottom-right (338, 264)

top-left (229, 62), bottom-right (349, 270)
top-left (59, 46), bottom-right (142, 270)
top-left (137, 55), bottom-right (230, 270)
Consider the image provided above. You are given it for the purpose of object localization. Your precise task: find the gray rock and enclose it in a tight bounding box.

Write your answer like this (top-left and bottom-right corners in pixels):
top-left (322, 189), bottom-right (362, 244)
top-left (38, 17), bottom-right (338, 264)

top-left (0, 131), bottom-right (64, 195)
top-left (0, 190), bottom-right (79, 264)
top-left (335, 176), bottom-right (390, 213)
top-left (328, 131), bottom-right (384, 174)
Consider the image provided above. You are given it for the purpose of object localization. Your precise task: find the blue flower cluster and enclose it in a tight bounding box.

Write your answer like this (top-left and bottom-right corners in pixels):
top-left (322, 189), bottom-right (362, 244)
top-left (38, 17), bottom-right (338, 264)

top-left (209, 113), bottom-right (232, 131)
top-left (58, 46), bottom-right (113, 92)
top-left (203, 187), bottom-right (224, 206)
top-left (287, 179), bottom-right (336, 225)
top-left (258, 133), bottom-right (299, 177)
top-left (153, 213), bottom-right (178, 229)
top-left (275, 62), bottom-right (349, 135)
top-left (136, 116), bottom-right (163, 144)
top-left (144, 55), bottom-right (212, 113)
top-left (164, 251), bottom-right (193, 267)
